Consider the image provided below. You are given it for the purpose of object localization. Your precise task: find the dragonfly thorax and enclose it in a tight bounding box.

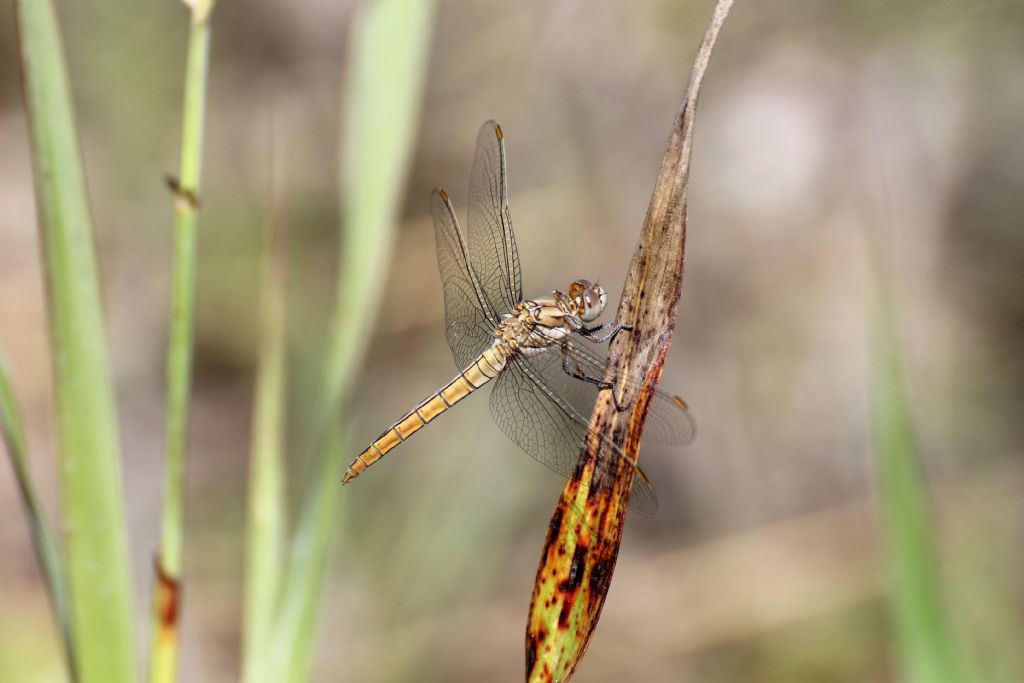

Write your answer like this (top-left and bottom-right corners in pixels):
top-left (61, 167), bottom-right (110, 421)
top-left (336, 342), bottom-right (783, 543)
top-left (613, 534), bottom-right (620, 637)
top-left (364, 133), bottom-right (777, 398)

top-left (494, 299), bottom-right (573, 357)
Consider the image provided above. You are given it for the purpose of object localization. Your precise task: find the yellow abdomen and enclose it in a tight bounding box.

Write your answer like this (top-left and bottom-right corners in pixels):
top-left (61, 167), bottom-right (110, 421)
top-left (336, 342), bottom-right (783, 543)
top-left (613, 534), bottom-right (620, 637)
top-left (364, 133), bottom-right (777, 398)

top-left (342, 345), bottom-right (507, 483)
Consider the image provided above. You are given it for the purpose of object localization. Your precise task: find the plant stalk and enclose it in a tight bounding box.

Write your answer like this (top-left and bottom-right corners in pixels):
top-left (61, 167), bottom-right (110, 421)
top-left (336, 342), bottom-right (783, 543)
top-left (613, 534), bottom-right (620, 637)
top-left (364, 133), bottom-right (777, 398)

top-left (149, 3), bottom-right (215, 682)
top-left (266, 0), bottom-right (435, 680)
top-left (0, 351), bottom-right (75, 678)
top-left (15, 0), bottom-right (138, 679)
top-left (241, 127), bottom-right (288, 683)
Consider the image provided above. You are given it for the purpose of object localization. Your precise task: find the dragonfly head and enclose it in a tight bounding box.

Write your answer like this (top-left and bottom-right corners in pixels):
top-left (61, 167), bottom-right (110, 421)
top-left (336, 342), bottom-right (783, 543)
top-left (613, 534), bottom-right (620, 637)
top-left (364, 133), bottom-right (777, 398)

top-left (569, 279), bottom-right (607, 322)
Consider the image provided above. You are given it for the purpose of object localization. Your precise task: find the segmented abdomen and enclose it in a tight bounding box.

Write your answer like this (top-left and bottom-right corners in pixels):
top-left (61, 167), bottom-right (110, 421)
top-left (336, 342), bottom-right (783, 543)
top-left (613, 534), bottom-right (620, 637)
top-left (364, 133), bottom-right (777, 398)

top-left (342, 346), bottom-right (507, 483)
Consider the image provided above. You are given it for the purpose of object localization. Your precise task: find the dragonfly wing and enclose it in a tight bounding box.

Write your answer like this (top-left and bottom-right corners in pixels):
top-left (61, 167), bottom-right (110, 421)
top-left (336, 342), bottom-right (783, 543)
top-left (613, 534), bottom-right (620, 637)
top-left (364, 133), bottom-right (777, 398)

top-left (466, 120), bottom-right (523, 315)
top-left (563, 337), bottom-right (696, 446)
top-left (490, 354), bottom-right (658, 516)
top-left (432, 189), bottom-right (499, 369)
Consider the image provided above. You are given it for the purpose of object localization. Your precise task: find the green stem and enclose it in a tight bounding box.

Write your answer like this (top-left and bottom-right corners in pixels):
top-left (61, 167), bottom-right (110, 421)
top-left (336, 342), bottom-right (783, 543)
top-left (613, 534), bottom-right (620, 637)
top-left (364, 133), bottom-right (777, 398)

top-left (15, 0), bottom-right (137, 680)
top-left (149, 4), bottom-right (214, 683)
top-left (868, 253), bottom-right (971, 683)
top-left (241, 138), bottom-right (288, 683)
top-left (267, 0), bottom-right (436, 679)
top-left (0, 350), bottom-right (74, 678)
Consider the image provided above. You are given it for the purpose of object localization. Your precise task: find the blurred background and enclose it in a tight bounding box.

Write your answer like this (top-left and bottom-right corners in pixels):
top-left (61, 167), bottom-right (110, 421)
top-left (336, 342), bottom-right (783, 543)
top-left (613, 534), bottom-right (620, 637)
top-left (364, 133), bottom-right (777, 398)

top-left (1, 1), bottom-right (1023, 681)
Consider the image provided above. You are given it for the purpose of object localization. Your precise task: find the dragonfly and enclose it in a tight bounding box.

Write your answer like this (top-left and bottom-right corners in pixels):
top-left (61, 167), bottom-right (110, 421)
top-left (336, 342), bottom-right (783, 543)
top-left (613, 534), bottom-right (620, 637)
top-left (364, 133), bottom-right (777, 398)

top-left (342, 120), bottom-right (695, 514)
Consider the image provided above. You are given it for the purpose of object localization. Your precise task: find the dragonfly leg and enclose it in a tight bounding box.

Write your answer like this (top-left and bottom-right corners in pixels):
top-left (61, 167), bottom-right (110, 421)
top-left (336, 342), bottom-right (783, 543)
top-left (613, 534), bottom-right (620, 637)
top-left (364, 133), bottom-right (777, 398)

top-left (580, 322), bottom-right (633, 344)
top-left (560, 342), bottom-right (631, 411)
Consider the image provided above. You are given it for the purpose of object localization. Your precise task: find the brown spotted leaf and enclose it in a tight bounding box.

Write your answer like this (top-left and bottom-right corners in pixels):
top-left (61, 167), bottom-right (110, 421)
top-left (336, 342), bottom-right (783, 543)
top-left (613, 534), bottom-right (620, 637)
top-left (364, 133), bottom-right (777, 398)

top-left (525, 2), bottom-right (735, 681)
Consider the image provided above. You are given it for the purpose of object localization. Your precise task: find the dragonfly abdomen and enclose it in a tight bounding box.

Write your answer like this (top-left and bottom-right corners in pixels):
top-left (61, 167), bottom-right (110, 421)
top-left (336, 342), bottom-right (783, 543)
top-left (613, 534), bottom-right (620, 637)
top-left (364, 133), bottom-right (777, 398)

top-left (342, 346), bottom-right (507, 484)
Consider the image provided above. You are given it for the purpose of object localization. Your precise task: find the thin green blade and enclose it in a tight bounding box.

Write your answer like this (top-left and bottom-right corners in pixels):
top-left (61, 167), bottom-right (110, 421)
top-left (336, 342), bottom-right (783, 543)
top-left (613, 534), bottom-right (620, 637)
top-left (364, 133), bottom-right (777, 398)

top-left (869, 266), bottom-right (973, 683)
top-left (268, 1), bottom-right (436, 680)
top-left (0, 349), bottom-right (74, 677)
top-left (241, 138), bottom-right (289, 683)
top-left (15, 1), bottom-right (137, 681)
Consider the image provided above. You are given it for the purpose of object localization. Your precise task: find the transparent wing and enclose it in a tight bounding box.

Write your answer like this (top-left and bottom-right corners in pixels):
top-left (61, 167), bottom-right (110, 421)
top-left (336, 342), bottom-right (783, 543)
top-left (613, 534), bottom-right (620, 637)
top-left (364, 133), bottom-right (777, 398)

top-left (490, 354), bottom-right (659, 516)
top-left (561, 337), bottom-right (697, 446)
top-left (431, 189), bottom-right (499, 369)
top-left (466, 120), bottom-right (523, 315)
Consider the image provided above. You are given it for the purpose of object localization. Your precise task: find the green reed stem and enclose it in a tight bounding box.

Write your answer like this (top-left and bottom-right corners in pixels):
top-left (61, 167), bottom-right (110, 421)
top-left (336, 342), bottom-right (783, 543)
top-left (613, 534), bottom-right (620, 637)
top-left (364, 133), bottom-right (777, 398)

top-left (267, 1), bottom-right (435, 680)
top-left (149, 3), bottom-right (215, 682)
top-left (0, 350), bottom-right (74, 678)
top-left (869, 261), bottom-right (972, 683)
top-left (241, 137), bottom-right (288, 683)
top-left (15, 1), bottom-right (137, 680)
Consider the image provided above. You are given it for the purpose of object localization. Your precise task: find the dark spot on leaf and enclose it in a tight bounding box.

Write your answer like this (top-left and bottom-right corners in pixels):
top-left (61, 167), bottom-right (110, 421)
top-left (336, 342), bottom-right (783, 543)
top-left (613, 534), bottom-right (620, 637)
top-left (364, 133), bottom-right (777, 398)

top-left (558, 599), bottom-right (573, 629)
top-left (572, 457), bottom-right (587, 479)
top-left (559, 546), bottom-right (587, 593)
top-left (591, 557), bottom-right (615, 595)
top-left (154, 554), bottom-right (181, 630)
top-left (547, 505), bottom-right (564, 542)
top-left (526, 634), bottom-right (538, 674)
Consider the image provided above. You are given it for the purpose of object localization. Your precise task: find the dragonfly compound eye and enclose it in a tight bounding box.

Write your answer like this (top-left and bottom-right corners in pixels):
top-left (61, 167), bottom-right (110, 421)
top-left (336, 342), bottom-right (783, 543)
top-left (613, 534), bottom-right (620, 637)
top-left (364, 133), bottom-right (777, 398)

top-left (578, 283), bottom-right (606, 322)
